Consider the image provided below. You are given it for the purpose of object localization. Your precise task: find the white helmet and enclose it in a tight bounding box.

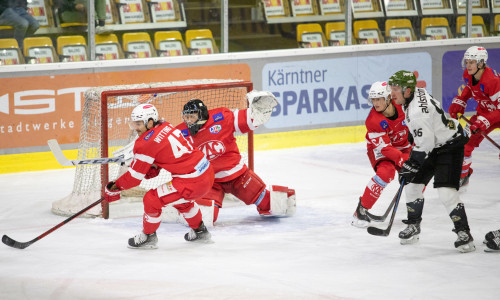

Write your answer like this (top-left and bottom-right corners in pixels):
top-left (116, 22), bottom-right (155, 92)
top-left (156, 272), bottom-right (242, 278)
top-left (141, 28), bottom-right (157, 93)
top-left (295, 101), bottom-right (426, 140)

top-left (368, 81), bottom-right (391, 104)
top-left (462, 46), bottom-right (488, 68)
top-left (131, 104), bottom-right (159, 126)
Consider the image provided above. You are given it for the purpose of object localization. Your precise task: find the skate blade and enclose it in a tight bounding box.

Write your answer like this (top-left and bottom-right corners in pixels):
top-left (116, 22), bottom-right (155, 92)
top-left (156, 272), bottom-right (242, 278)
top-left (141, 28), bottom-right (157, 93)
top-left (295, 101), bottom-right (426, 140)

top-left (457, 242), bottom-right (476, 253)
top-left (351, 217), bottom-right (370, 228)
top-left (484, 247), bottom-right (500, 253)
top-left (400, 235), bottom-right (419, 245)
top-left (127, 244), bottom-right (158, 250)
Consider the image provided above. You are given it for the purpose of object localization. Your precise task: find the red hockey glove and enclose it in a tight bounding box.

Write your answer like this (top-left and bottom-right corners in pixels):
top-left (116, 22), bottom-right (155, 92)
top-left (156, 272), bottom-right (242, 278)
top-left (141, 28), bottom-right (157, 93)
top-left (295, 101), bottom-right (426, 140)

top-left (145, 166), bottom-right (161, 179)
top-left (470, 115), bottom-right (491, 134)
top-left (448, 97), bottom-right (467, 119)
top-left (105, 181), bottom-right (121, 203)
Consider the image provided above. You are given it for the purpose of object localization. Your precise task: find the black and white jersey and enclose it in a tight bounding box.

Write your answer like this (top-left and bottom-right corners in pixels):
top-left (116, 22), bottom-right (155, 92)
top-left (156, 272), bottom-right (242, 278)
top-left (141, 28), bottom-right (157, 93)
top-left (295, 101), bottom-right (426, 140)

top-left (403, 87), bottom-right (462, 157)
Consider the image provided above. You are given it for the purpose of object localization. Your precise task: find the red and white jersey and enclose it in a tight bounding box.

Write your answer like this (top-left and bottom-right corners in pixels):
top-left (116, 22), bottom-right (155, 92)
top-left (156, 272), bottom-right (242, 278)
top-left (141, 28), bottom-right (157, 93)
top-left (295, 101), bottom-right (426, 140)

top-left (365, 101), bottom-right (411, 165)
top-left (115, 121), bottom-right (209, 190)
top-left (456, 67), bottom-right (500, 115)
top-left (176, 107), bottom-right (256, 182)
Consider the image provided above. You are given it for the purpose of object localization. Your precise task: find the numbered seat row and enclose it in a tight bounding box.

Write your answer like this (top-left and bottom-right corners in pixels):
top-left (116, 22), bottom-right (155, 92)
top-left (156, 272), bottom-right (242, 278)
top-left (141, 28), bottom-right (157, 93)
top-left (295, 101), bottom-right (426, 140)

top-left (0, 29), bottom-right (218, 65)
top-left (297, 15), bottom-right (500, 47)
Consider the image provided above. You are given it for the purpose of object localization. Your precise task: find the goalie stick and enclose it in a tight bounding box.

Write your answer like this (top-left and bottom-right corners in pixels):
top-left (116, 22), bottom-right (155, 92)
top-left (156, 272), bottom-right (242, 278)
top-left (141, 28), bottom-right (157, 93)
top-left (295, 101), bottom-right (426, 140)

top-left (48, 139), bottom-right (134, 166)
top-left (2, 198), bottom-right (104, 249)
top-left (459, 115), bottom-right (500, 150)
top-left (366, 179), bottom-right (405, 237)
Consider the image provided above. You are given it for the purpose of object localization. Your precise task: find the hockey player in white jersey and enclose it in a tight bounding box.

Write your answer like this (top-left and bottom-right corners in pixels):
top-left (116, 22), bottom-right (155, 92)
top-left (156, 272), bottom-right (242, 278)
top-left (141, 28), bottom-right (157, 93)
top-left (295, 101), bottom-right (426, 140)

top-left (388, 70), bottom-right (475, 253)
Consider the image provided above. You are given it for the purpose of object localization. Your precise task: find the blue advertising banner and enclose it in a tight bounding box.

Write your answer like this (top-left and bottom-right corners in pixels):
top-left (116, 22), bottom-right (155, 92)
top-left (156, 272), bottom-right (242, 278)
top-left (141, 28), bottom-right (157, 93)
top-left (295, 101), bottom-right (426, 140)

top-left (262, 52), bottom-right (432, 129)
top-left (442, 48), bottom-right (500, 113)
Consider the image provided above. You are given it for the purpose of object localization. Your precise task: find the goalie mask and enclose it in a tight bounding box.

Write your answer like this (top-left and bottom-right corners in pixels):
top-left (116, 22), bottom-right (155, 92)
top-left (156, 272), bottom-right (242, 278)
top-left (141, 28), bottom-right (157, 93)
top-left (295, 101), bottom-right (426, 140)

top-left (182, 99), bottom-right (209, 136)
top-left (131, 104), bottom-right (159, 127)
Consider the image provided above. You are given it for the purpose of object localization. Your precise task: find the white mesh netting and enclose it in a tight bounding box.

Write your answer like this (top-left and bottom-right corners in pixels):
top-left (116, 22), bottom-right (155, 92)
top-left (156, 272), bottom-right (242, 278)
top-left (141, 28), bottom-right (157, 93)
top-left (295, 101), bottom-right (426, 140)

top-left (52, 79), bottom-right (251, 218)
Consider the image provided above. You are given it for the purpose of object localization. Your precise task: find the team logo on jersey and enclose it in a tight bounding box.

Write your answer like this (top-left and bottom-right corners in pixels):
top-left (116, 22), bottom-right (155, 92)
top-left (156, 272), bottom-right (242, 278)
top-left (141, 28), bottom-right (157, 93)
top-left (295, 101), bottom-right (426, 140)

top-left (380, 120), bottom-right (389, 130)
top-left (144, 130), bottom-right (155, 141)
top-left (181, 129), bottom-right (189, 137)
top-left (402, 120), bottom-right (407, 126)
top-left (210, 125), bottom-right (222, 134)
top-left (198, 140), bottom-right (226, 160)
top-left (213, 112), bottom-right (224, 122)
top-left (480, 84), bottom-right (485, 93)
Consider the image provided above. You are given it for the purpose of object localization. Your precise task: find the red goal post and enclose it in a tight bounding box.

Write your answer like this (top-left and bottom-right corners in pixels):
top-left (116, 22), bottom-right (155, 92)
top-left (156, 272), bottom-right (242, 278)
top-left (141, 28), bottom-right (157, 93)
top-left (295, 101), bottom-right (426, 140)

top-left (52, 79), bottom-right (254, 219)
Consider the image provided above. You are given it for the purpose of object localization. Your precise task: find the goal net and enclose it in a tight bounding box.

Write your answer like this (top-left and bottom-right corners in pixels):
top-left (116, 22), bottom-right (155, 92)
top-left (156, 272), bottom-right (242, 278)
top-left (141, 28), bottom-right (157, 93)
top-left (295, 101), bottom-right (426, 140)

top-left (52, 79), bottom-right (253, 218)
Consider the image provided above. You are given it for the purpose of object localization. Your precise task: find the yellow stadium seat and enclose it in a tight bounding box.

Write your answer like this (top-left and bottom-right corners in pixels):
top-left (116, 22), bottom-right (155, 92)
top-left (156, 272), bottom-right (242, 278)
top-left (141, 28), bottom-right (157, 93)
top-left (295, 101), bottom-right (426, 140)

top-left (0, 38), bottom-right (24, 65)
top-left (154, 31), bottom-right (187, 56)
top-left (353, 20), bottom-right (384, 44)
top-left (23, 36), bottom-right (58, 64)
top-left (495, 15), bottom-right (500, 36)
top-left (146, 0), bottom-right (181, 22)
top-left (325, 22), bottom-right (346, 46)
top-left (421, 17), bottom-right (452, 40)
top-left (115, 0), bottom-right (149, 24)
top-left (95, 33), bottom-right (124, 60)
top-left (27, 0), bottom-right (55, 28)
top-left (57, 35), bottom-right (88, 62)
top-left (122, 32), bottom-right (156, 58)
top-left (185, 29), bottom-right (219, 55)
top-left (296, 23), bottom-right (327, 48)
top-left (456, 16), bottom-right (487, 37)
top-left (0, 26), bottom-right (14, 30)
top-left (385, 19), bottom-right (416, 42)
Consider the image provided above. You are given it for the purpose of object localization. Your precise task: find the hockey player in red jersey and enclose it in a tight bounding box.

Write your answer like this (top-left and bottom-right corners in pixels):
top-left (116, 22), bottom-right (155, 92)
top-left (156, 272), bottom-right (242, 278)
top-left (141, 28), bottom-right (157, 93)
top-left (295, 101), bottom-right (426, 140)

top-left (352, 81), bottom-right (411, 227)
top-left (175, 91), bottom-right (296, 224)
top-left (105, 104), bottom-right (215, 249)
top-left (448, 46), bottom-right (500, 187)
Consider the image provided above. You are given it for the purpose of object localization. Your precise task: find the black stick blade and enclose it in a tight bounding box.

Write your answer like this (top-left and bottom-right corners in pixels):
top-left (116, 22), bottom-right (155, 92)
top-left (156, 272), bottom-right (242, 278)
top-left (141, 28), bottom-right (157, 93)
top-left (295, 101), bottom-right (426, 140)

top-left (367, 226), bottom-right (390, 236)
top-left (2, 235), bottom-right (31, 249)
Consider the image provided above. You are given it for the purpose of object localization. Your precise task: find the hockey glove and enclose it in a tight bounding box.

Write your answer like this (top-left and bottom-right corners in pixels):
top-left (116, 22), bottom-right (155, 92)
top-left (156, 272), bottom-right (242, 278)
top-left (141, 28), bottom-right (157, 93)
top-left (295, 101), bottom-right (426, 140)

top-left (247, 90), bottom-right (278, 127)
top-left (448, 97), bottom-right (467, 119)
top-left (145, 165), bottom-right (161, 179)
top-left (105, 181), bottom-right (121, 203)
top-left (470, 115), bottom-right (491, 133)
top-left (399, 160), bottom-right (420, 185)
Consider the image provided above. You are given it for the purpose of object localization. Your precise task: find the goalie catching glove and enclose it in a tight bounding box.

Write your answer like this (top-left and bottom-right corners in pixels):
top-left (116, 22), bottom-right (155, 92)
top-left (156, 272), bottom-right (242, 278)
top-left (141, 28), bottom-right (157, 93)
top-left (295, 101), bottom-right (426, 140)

top-left (105, 181), bottom-right (122, 203)
top-left (247, 90), bottom-right (278, 126)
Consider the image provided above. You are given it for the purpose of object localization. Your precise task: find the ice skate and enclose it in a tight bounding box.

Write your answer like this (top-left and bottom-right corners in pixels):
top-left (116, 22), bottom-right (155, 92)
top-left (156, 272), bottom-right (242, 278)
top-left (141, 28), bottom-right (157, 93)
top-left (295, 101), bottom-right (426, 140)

top-left (128, 232), bottom-right (158, 249)
top-left (399, 220), bottom-right (421, 245)
top-left (453, 229), bottom-right (475, 253)
top-left (351, 198), bottom-right (370, 228)
top-left (484, 229), bottom-right (500, 244)
top-left (184, 221), bottom-right (212, 243)
top-left (484, 237), bottom-right (500, 253)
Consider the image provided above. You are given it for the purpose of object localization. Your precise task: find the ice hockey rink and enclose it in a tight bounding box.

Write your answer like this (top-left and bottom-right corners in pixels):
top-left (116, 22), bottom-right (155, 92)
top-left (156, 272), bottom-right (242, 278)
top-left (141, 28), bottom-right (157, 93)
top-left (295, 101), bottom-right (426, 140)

top-left (1, 133), bottom-right (499, 300)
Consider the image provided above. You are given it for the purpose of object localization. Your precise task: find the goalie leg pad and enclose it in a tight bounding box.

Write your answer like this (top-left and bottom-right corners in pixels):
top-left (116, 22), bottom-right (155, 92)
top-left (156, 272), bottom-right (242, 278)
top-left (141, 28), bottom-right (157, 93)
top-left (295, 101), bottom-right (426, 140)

top-left (269, 185), bottom-right (291, 216)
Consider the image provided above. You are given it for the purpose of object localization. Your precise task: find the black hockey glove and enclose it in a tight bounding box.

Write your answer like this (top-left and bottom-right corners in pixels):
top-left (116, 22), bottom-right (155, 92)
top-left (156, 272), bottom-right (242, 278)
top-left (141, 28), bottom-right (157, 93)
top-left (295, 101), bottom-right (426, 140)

top-left (398, 160), bottom-right (420, 185)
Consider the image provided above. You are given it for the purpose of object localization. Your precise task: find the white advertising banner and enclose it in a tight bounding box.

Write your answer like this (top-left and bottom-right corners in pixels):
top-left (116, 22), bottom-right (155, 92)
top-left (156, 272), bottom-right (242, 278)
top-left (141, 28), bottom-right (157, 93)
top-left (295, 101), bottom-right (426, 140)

top-left (262, 52), bottom-right (432, 129)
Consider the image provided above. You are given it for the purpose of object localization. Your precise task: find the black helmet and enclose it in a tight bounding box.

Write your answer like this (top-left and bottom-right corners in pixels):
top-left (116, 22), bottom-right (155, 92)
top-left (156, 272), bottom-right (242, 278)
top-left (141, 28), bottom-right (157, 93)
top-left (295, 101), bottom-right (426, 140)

top-left (182, 99), bottom-right (209, 135)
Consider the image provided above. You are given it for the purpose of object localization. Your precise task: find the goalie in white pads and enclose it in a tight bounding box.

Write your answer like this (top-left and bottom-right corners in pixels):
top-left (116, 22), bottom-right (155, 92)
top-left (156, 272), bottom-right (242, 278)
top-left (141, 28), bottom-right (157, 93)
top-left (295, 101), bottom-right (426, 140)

top-left (174, 90), bottom-right (296, 225)
top-left (105, 104), bottom-right (215, 249)
top-left (389, 70), bottom-right (475, 253)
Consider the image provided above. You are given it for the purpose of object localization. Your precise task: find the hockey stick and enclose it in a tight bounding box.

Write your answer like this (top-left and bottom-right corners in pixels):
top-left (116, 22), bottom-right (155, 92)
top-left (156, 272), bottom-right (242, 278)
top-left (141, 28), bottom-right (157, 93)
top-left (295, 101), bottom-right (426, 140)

top-left (459, 115), bottom-right (500, 150)
top-left (366, 179), bottom-right (405, 236)
top-left (366, 191), bottom-right (398, 222)
top-left (2, 198), bottom-right (104, 249)
top-left (48, 139), bottom-right (130, 166)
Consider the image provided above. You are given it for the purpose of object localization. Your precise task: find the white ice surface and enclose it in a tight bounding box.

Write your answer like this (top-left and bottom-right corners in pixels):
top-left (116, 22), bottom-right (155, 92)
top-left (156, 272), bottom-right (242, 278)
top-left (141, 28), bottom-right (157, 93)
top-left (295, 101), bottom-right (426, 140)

top-left (1, 134), bottom-right (499, 300)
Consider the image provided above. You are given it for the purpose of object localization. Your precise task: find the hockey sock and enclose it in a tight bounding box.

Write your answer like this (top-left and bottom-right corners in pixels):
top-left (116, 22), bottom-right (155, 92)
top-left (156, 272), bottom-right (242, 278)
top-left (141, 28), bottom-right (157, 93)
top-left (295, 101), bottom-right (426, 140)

top-left (461, 156), bottom-right (472, 179)
top-left (143, 212), bottom-right (162, 234)
top-left (449, 203), bottom-right (471, 232)
top-left (405, 198), bottom-right (424, 223)
top-left (177, 203), bottom-right (203, 229)
top-left (361, 175), bottom-right (388, 209)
